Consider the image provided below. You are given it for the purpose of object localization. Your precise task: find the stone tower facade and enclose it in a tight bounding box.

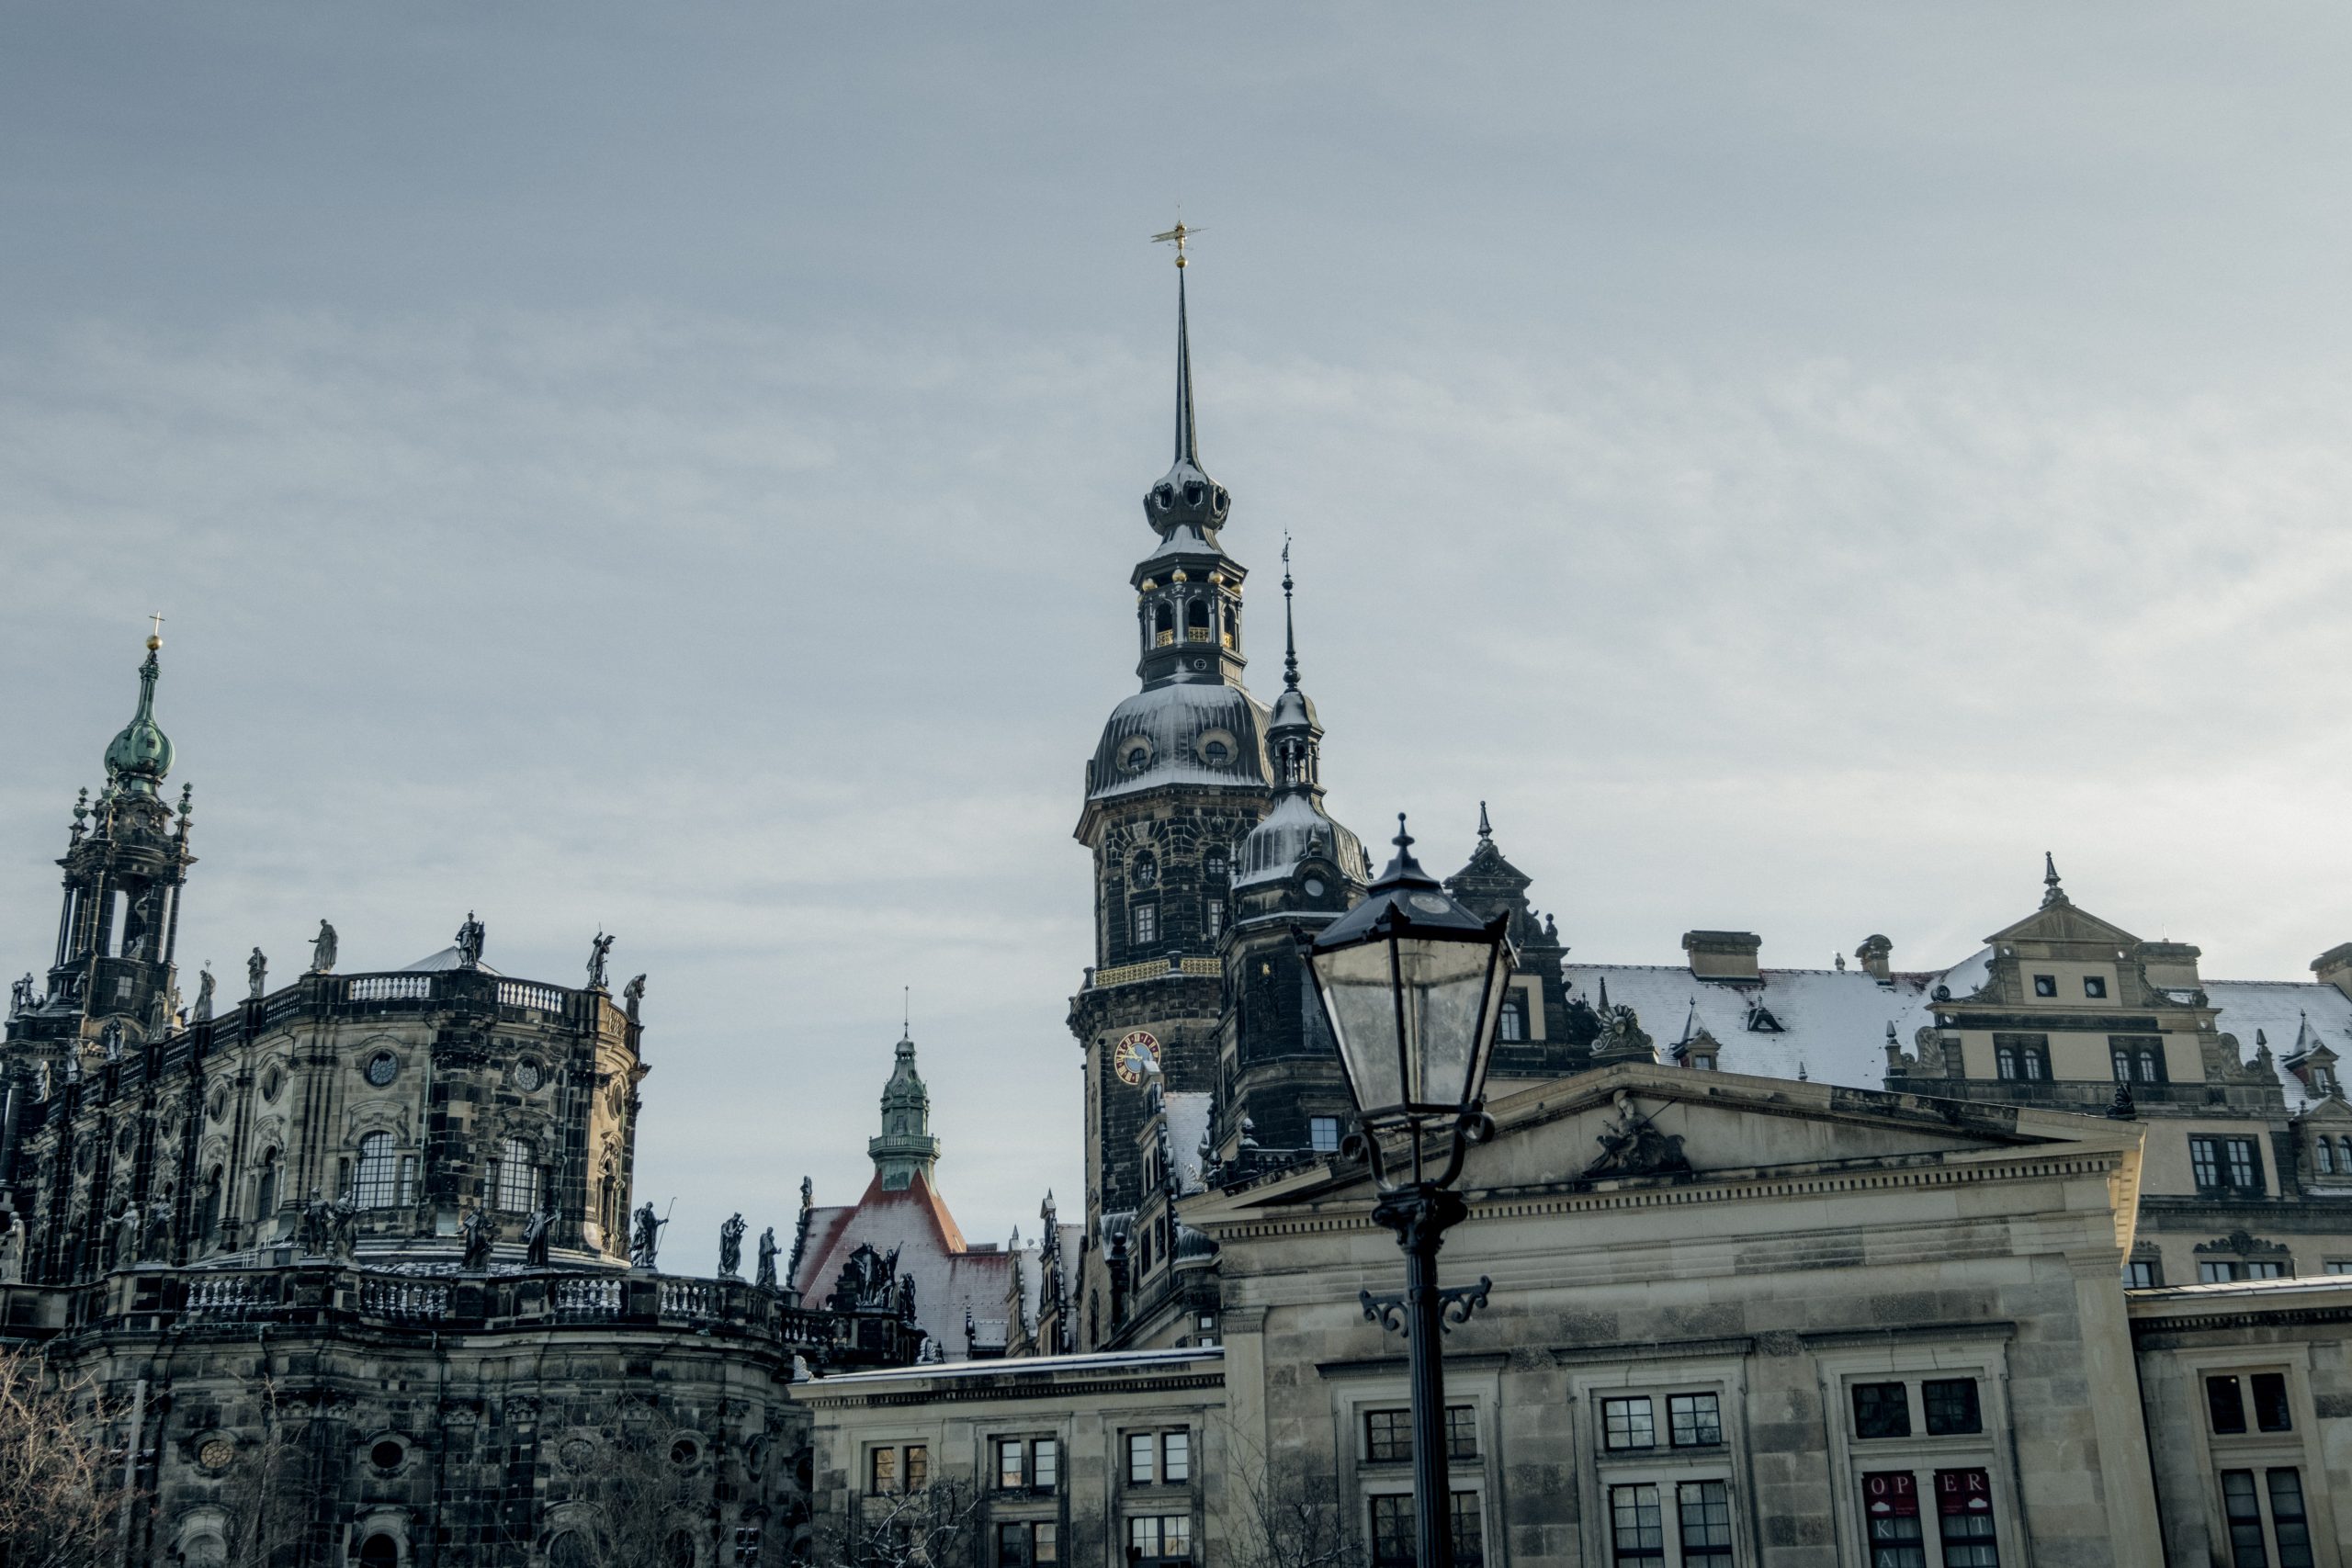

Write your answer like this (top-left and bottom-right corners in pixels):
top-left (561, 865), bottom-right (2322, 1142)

top-left (866, 1031), bottom-right (940, 1192)
top-left (1068, 267), bottom-right (1273, 1347)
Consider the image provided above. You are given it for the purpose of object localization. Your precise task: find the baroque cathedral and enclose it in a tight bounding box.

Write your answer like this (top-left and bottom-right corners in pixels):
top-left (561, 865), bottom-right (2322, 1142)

top-left (6, 256), bottom-right (2352, 1568)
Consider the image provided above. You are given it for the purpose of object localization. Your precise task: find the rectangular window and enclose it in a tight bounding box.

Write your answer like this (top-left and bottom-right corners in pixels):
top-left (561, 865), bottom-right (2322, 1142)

top-left (905, 1445), bottom-right (928, 1489)
top-left (2267, 1469), bottom-right (2313, 1568)
top-left (1861, 1471), bottom-right (1927, 1568)
top-left (1993, 1035), bottom-right (2050, 1081)
top-left (1996, 1044), bottom-right (2018, 1080)
top-left (2225, 1138), bottom-right (2261, 1191)
top-left (2111, 1036), bottom-right (2166, 1084)
top-left (1668, 1392), bottom-right (1723, 1448)
top-left (2208, 1375), bottom-right (2248, 1435)
top-left (2251, 1373), bottom-right (2292, 1433)
top-left (996, 1523), bottom-right (1032, 1567)
top-left (1369, 1496), bottom-right (1414, 1568)
top-left (1032, 1438), bottom-right (1057, 1492)
top-left (1677, 1480), bottom-right (1734, 1568)
top-left (2246, 1259), bottom-right (2286, 1280)
top-left (1853, 1382), bottom-right (1912, 1439)
top-left (870, 1448), bottom-right (897, 1492)
top-left (2222, 1471), bottom-right (2268, 1568)
top-left (1935, 1469), bottom-right (2001, 1567)
top-left (1923, 1379), bottom-right (1982, 1436)
top-left (1035, 1523), bottom-right (1057, 1565)
top-left (1609, 1483), bottom-right (1665, 1565)
top-left (996, 1438), bottom-right (1025, 1490)
top-left (1445, 1404), bottom-right (1478, 1459)
top-left (1449, 1492), bottom-right (1483, 1568)
top-left (2032, 975), bottom-right (2056, 998)
top-left (2083, 976), bottom-right (2108, 998)
top-left (2192, 1137), bottom-right (2222, 1190)
top-left (1128, 1431), bottom-right (1154, 1484)
top-left (1161, 1430), bottom-right (1189, 1483)
top-left (2326, 1261), bottom-right (2352, 1275)
top-left (2202, 1260), bottom-right (2245, 1284)
top-left (2126, 1259), bottom-right (2161, 1289)
top-left (1204, 901), bottom-right (1224, 940)
top-left (1131, 905), bottom-right (1158, 947)
top-left (1602, 1395), bottom-right (1657, 1450)
top-left (1364, 1408), bottom-right (1410, 1463)
top-left (1309, 1116), bottom-right (1341, 1154)
top-left (1498, 996), bottom-right (1526, 1043)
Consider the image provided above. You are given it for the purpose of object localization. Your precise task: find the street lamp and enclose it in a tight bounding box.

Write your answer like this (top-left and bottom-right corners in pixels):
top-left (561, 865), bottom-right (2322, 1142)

top-left (1303, 815), bottom-right (1515, 1568)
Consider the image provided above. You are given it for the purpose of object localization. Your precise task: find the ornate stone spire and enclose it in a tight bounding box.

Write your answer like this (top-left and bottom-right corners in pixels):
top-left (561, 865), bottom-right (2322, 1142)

top-left (104, 624), bottom-right (175, 798)
top-left (2041, 851), bottom-right (2068, 908)
top-left (868, 1028), bottom-right (942, 1192)
top-left (1141, 260), bottom-right (1231, 542)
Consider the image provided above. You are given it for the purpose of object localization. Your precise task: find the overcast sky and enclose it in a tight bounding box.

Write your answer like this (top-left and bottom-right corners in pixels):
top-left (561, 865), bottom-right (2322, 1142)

top-left (5, 5), bottom-right (2351, 1272)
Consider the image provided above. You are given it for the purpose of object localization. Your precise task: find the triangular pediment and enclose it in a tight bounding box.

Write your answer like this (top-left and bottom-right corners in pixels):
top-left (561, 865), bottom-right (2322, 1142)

top-left (1984, 898), bottom-right (2143, 953)
top-left (2294, 1095), bottom-right (2352, 1128)
top-left (1183, 1062), bottom-right (2139, 1229)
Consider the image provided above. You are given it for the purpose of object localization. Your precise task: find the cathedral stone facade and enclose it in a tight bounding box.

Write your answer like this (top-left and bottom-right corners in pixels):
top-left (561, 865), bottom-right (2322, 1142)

top-left (7, 267), bottom-right (2352, 1566)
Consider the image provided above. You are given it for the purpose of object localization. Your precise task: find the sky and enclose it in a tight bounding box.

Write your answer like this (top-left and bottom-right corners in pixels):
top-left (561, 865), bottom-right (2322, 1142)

top-left (5, 4), bottom-right (2352, 1273)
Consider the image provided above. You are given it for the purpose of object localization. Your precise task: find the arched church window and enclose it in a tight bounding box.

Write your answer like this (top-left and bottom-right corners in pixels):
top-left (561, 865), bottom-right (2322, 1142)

top-left (357, 1534), bottom-right (399, 1568)
top-left (1185, 599), bottom-right (1210, 641)
top-left (1131, 853), bottom-right (1158, 889)
top-left (1204, 847), bottom-right (1228, 882)
top-left (354, 1133), bottom-right (400, 1209)
top-left (254, 1149), bottom-right (278, 1222)
top-left (1498, 995), bottom-right (1527, 1043)
top-left (493, 1137), bottom-right (543, 1213)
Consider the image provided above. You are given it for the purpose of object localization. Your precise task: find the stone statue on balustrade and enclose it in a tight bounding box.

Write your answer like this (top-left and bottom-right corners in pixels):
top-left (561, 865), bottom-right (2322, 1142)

top-left (299, 1189), bottom-right (334, 1257)
top-left (8, 973), bottom-right (30, 1016)
top-left (622, 973), bottom-right (645, 1023)
top-left (456, 911), bottom-right (486, 969)
top-left (630, 1201), bottom-right (666, 1269)
top-left (827, 1242), bottom-right (902, 1314)
top-left (247, 946), bottom-right (267, 999)
top-left (100, 1021), bottom-right (123, 1062)
top-left (522, 1206), bottom-right (554, 1267)
top-left (141, 1198), bottom-right (175, 1263)
top-left (896, 1273), bottom-right (918, 1325)
top-left (192, 965), bottom-right (214, 1022)
top-left (329, 1190), bottom-right (356, 1260)
top-left (309, 919), bottom-right (338, 975)
top-left (459, 1206), bottom-right (499, 1270)
top-left (755, 1225), bottom-right (779, 1291)
top-left (586, 931), bottom-right (615, 991)
top-left (718, 1212), bottom-right (746, 1279)
top-left (0, 1221), bottom-right (21, 1284)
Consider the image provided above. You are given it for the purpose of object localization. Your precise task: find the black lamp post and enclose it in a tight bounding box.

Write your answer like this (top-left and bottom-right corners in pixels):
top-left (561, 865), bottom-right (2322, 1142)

top-left (1303, 816), bottom-right (1515, 1568)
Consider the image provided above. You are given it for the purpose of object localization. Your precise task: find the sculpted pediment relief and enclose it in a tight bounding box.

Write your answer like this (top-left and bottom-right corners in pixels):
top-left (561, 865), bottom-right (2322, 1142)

top-left (1984, 900), bottom-right (2143, 953)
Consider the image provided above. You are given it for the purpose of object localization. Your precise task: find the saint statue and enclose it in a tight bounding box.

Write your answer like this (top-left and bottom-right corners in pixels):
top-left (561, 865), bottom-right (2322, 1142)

top-left (309, 919), bottom-right (338, 975)
top-left (718, 1212), bottom-right (746, 1279)
top-left (522, 1207), bottom-right (554, 1267)
top-left (142, 1198), bottom-right (175, 1263)
top-left (7, 973), bottom-right (31, 1016)
top-left (247, 946), bottom-right (267, 1000)
top-left (755, 1225), bottom-right (779, 1291)
top-left (100, 1021), bottom-right (123, 1062)
top-left (459, 1206), bottom-right (499, 1270)
top-left (328, 1190), bottom-right (356, 1261)
top-left (192, 966), bottom-right (215, 1023)
top-left (456, 911), bottom-right (486, 969)
top-left (629, 1201), bottom-right (665, 1269)
top-left (622, 973), bottom-right (646, 1023)
top-left (586, 931), bottom-right (616, 991)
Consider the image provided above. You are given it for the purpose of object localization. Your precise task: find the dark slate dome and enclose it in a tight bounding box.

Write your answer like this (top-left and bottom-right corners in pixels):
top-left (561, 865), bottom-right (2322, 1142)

top-left (1089, 682), bottom-right (1272, 804)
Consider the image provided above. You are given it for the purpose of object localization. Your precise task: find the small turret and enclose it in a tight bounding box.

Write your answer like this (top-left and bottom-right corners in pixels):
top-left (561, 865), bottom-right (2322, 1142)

top-left (869, 1029), bottom-right (942, 1192)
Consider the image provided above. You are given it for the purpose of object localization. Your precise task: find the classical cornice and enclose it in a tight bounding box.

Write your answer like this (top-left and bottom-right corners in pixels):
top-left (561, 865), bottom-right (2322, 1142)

top-left (796, 1370), bottom-right (1225, 1409)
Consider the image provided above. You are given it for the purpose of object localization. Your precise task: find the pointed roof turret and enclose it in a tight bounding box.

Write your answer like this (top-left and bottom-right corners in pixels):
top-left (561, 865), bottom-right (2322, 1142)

top-left (869, 1027), bottom-right (942, 1192)
top-left (103, 625), bottom-right (175, 798)
top-left (1141, 248), bottom-right (1231, 545)
top-left (1235, 542), bottom-right (1367, 891)
top-left (2041, 851), bottom-right (2067, 908)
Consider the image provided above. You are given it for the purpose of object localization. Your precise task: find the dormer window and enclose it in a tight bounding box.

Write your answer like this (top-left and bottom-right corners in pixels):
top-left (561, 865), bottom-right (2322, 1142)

top-left (2032, 975), bottom-right (2057, 998)
top-left (1746, 1003), bottom-right (1783, 1033)
top-left (1121, 739), bottom-right (1153, 773)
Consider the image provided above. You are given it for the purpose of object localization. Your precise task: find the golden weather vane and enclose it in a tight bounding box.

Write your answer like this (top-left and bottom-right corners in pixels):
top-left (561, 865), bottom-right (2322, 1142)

top-left (1151, 220), bottom-right (1202, 268)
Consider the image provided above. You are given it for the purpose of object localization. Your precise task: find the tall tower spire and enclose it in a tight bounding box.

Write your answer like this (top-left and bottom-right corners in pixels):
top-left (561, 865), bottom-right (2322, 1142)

top-left (1141, 224), bottom-right (1229, 547)
top-left (869, 1025), bottom-right (942, 1192)
top-left (1282, 535), bottom-right (1300, 691)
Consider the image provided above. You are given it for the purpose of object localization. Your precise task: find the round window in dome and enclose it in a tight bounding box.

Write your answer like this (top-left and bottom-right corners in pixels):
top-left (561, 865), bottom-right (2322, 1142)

top-left (1196, 728), bottom-right (1238, 768)
top-left (1120, 739), bottom-right (1153, 773)
top-left (365, 1052), bottom-right (398, 1088)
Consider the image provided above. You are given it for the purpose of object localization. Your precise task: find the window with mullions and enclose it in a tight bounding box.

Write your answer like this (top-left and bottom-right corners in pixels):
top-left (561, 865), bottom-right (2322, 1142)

top-left (1923, 1380), bottom-right (1982, 1437)
top-left (2207, 1373), bottom-right (2292, 1436)
top-left (2220, 1469), bottom-right (2315, 1568)
top-left (1852, 1383), bottom-right (1912, 1439)
top-left (1935, 1469), bottom-right (2001, 1567)
top-left (2193, 1136), bottom-right (2266, 1195)
top-left (492, 1137), bottom-right (542, 1213)
top-left (1860, 1472), bottom-right (1926, 1568)
top-left (353, 1132), bottom-right (402, 1209)
top-left (1609, 1483), bottom-right (1665, 1565)
top-left (1677, 1481), bottom-right (1733, 1567)
top-left (994, 1521), bottom-right (1057, 1566)
top-left (1369, 1494), bottom-right (1481, 1568)
top-left (2109, 1039), bottom-right (2166, 1085)
top-left (1603, 1396), bottom-right (1657, 1450)
top-left (1445, 1404), bottom-right (1478, 1459)
top-left (2125, 1258), bottom-right (2162, 1289)
top-left (1992, 1037), bottom-right (2050, 1082)
top-left (995, 1436), bottom-right (1056, 1492)
top-left (1668, 1393), bottom-right (1723, 1448)
top-left (1498, 994), bottom-right (1526, 1043)
top-left (1309, 1117), bottom-right (1341, 1155)
top-left (1126, 1516), bottom-right (1192, 1564)
top-left (1131, 905), bottom-right (1158, 947)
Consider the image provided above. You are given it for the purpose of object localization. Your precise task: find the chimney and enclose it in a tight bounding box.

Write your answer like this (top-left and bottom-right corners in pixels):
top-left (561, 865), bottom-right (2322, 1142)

top-left (1854, 934), bottom-right (1893, 982)
top-left (2312, 944), bottom-right (2352, 1001)
top-left (2138, 942), bottom-right (2203, 992)
top-left (1682, 931), bottom-right (1762, 983)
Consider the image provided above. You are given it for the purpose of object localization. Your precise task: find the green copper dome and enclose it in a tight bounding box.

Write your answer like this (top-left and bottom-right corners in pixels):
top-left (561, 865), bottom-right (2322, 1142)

top-left (103, 641), bottom-right (173, 795)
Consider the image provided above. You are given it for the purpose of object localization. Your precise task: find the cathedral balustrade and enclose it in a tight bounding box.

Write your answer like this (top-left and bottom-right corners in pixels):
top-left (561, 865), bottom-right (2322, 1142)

top-left (0, 1264), bottom-right (842, 1356)
top-left (1090, 955), bottom-right (1222, 989)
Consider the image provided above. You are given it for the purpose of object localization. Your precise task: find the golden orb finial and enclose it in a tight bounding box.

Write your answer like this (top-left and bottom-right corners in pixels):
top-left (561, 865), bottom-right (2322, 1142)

top-left (1151, 220), bottom-right (1199, 268)
top-left (146, 612), bottom-right (165, 651)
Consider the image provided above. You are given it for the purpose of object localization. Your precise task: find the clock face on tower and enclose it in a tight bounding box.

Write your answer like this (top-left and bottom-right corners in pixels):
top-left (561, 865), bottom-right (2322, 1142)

top-left (1113, 1030), bottom-right (1161, 1086)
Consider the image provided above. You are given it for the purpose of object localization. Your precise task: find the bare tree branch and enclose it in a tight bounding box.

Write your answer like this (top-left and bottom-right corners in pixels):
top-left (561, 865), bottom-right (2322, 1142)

top-left (0, 1350), bottom-right (125, 1568)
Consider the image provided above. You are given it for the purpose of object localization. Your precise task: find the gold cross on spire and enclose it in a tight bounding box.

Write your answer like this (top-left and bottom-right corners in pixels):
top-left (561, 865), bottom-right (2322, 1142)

top-left (147, 612), bottom-right (165, 650)
top-left (1151, 220), bottom-right (1201, 268)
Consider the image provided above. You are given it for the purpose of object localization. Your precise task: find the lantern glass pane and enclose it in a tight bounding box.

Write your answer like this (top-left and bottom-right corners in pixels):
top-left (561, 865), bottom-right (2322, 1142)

top-left (1397, 937), bottom-right (1494, 1109)
top-left (1313, 937), bottom-right (1409, 1113)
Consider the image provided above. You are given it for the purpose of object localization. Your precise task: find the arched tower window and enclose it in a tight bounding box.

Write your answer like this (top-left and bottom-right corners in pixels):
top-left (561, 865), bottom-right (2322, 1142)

top-left (354, 1133), bottom-right (400, 1209)
top-left (492, 1137), bottom-right (542, 1213)
top-left (357, 1535), bottom-right (399, 1568)
top-left (254, 1149), bottom-right (278, 1221)
top-left (1185, 598), bottom-right (1210, 641)
top-left (1153, 603), bottom-right (1174, 645)
top-left (1131, 852), bottom-right (1158, 889)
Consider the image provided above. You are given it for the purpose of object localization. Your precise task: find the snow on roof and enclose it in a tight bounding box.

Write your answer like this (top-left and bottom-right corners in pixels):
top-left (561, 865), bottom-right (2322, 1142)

top-left (788, 1170), bottom-right (1011, 1360)
top-left (1563, 962), bottom-right (1954, 1090)
top-left (401, 945), bottom-right (503, 976)
top-left (1160, 1091), bottom-right (1215, 1196)
top-left (1566, 950), bottom-right (2352, 1110)
top-left (808, 1344), bottom-right (1224, 1387)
